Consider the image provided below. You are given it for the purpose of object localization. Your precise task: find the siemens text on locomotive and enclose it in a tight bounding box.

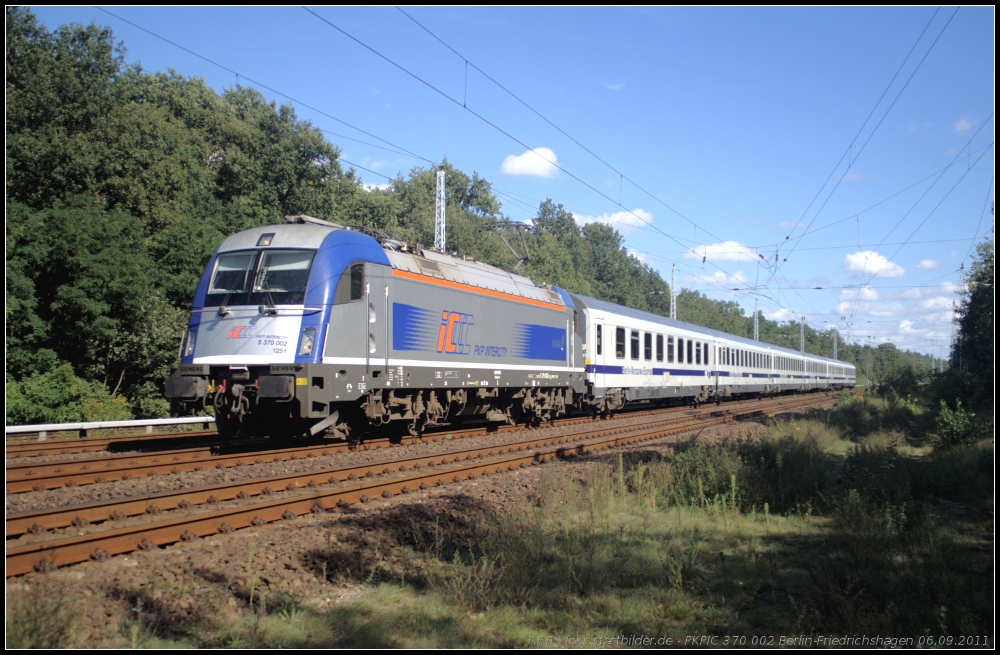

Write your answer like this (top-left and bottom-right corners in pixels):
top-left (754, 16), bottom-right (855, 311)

top-left (165, 216), bottom-right (855, 439)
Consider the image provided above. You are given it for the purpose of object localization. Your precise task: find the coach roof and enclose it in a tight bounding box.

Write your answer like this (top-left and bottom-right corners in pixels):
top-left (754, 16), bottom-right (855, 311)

top-left (572, 294), bottom-right (849, 367)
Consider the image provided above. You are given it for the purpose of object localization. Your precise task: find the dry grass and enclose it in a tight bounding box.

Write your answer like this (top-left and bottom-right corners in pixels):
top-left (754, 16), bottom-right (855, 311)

top-left (14, 405), bottom-right (992, 648)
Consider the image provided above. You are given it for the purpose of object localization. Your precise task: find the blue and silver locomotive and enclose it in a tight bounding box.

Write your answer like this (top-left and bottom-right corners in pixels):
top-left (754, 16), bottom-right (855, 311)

top-left (165, 215), bottom-right (854, 438)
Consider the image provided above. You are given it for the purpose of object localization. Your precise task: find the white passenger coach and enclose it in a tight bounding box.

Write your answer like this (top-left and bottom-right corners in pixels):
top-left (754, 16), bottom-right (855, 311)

top-left (570, 295), bottom-right (855, 410)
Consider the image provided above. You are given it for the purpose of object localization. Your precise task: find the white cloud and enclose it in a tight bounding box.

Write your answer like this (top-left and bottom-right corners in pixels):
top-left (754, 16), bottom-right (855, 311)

top-left (915, 258), bottom-right (941, 270)
top-left (765, 308), bottom-right (799, 322)
top-left (500, 147), bottom-right (559, 178)
top-left (777, 221), bottom-right (805, 229)
top-left (839, 287), bottom-right (879, 303)
top-left (954, 116), bottom-right (978, 133)
top-left (939, 280), bottom-right (962, 294)
top-left (919, 296), bottom-right (954, 311)
top-left (573, 208), bottom-right (653, 235)
top-left (867, 302), bottom-right (907, 318)
top-left (843, 250), bottom-right (905, 278)
top-left (628, 248), bottom-right (650, 264)
top-left (362, 182), bottom-right (391, 191)
top-left (683, 269), bottom-right (748, 289)
top-left (683, 241), bottom-right (761, 263)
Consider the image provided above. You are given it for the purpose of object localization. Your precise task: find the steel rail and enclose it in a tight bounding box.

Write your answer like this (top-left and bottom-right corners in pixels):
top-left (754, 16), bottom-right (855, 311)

top-left (5, 397), bottom-right (780, 492)
top-left (5, 416), bottom-right (216, 436)
top-left (5, 393), bottom-right (831, 576)
top-left (6, 400), bottom-right (722, 490)
top-left (6, 430), bottom-right (221, 459)
top-left (6, 396), bottom-right (804, 536)
top-left (4, 397), bottom-right (705, 458)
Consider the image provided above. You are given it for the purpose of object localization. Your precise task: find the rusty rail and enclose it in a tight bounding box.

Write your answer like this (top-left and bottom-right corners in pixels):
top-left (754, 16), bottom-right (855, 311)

top-left (5, 393), bottom-right (832, 577)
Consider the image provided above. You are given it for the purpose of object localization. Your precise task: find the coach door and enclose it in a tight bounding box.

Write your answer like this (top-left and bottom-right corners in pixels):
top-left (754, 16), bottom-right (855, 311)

top-left (594, 319), bottom-right (606, 392)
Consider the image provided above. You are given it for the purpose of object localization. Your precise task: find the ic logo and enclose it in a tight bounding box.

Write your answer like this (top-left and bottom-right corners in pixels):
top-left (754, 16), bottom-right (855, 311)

top-left (436, 311), bottom-right (474, 355)
top-left (226, 326), bottom-right (255, 339)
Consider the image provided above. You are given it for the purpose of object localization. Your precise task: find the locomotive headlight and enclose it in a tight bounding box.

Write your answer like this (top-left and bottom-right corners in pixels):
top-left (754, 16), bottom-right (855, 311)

top-left (182, 329), bottom-right (197, 358)
top-left (298, 326), bottom-right (317, 356)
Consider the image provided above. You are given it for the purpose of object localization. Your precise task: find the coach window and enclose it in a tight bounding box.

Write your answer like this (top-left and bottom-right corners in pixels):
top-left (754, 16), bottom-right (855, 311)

top-left (676, 338), bottom-right (684, 364)
top-left (656, 335), bottom-right (664, 362)
top-left (687, 339), bottom-right (693, 364)
top-left (644, 333), bottom-right (652, 360)
top-left (615, 327), bottom-right (625, 359)
top-left (630, 330), bottom-right (640, 360)
top-left (596, 325), bottom-right (603, 356)
top-left (695, 342), bottom-right (701, 365)
top-left (667, 336), bottom-right (675, 363)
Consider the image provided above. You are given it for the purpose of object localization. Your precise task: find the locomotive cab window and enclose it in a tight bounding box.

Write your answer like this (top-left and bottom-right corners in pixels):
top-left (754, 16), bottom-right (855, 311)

top-left (644, 333), bottom-right (652, 361)
top-left (251, 250), bottom-right (314, 306)
top-left (335, 263), bottom-right (366, 304)
top-left (207, 251), bottom-right (256, 306)
top-left (615, 327), bottom-right (625, 359)
top-left (207, 249), bottom-right (314, 307)
top-left (630, 330), bottom-right (640, 360)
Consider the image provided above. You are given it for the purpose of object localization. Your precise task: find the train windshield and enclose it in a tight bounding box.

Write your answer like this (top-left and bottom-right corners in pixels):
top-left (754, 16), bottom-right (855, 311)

top-left (205, 249), bottom-right (315, 307)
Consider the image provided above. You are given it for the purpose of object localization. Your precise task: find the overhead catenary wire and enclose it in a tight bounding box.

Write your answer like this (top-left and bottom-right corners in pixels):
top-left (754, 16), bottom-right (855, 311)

top-left (755, 143), bottom-right (994, 247)
top-left (962, 175), bottom-right (995, 265)
top-left (98, 7), bottom-right (971, 352)
top-left (95, 6), bottom-right (438, 166)
top-left (393, 6), bottom-right (726, 245)
top-left (859, 142), bottom-right (994, 288)
top-left (339, 158), bottom-right (394, 181)
top-left (845, 139), bottom-right (994, 327)
top-left (769, 7), bottom-right (957, 284)
top-left (302, 6), bottom-right (760, 295)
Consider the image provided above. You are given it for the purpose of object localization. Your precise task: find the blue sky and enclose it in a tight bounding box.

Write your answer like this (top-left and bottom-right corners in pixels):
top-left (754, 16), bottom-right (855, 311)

top-left (32, 6), bottom-right (995, 357)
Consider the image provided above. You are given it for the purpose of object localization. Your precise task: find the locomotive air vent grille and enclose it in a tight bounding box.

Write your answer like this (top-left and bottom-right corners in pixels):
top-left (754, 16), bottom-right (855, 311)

top-left (417, 260), bottom-right (444, 278)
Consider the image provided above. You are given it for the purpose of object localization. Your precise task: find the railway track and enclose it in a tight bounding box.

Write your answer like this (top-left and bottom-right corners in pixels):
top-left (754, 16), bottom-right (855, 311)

top-left (5, 398), bottom-right (772, 491)
top-left (6, 396), bottom-right (802, 535)
top-left (6, 430), bottom-right (222, 460)
top-left (5, 394), bottom-right (781, 459)
top-left (6, 392), bottom-right (833, 577)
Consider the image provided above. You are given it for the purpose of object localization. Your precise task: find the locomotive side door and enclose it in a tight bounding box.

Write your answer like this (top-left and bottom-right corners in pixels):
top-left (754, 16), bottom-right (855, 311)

top-left (364, 264), bottom-right (389, 379)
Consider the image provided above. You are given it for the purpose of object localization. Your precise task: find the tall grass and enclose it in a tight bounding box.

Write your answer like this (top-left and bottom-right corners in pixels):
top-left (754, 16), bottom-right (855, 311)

top-left (30, 399), bottom-right (990, 647)
top-left (395, 408), bottom-right (992, 644)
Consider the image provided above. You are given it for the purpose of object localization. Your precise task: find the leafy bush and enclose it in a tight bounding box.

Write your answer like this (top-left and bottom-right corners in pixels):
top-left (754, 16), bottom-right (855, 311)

top-left (5, 362), bottom-right (132, 424)
top-left (933, 400), bottom-right (987, 448)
